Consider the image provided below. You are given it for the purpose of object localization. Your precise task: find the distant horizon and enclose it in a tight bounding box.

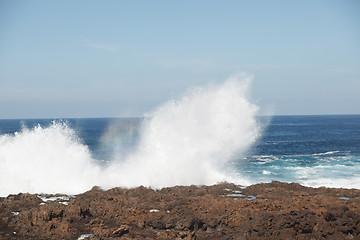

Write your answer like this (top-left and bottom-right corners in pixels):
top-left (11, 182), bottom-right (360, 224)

top-left (1, 113), bottom-right (360, 121)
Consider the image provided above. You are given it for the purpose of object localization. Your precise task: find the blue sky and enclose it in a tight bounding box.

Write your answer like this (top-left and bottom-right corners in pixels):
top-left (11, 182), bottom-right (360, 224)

top-left (0, 0), bottom-right (359, 118)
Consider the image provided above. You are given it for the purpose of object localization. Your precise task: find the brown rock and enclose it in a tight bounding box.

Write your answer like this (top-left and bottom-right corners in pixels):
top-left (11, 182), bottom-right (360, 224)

top-left (0, 181), bottom-right (359, 239)
top-left (112, 225), bottom-right (129, 236)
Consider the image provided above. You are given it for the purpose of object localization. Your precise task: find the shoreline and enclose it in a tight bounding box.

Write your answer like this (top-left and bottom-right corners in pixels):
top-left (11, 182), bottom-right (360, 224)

top-left (1, 181), bottom-right (360, 239)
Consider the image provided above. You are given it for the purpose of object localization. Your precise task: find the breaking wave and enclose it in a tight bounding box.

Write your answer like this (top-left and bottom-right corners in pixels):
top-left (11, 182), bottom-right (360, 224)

top-left (0, 122), bottom-right (101, 196)
top-left (0, 74), bottom-right (261, 196)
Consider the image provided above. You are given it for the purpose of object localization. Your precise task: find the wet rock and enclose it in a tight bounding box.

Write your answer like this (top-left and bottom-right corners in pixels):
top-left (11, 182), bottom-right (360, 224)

top-left (0, 182), bottom-right (359, 239)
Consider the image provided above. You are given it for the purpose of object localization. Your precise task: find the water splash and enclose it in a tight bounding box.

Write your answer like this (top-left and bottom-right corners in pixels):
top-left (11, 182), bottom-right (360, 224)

top-left (0, 74), bottom-right (261, 196)
top-left (104, 74), bottom-right (260, 188)
top-left (0, 121), bottom-right (101, 196)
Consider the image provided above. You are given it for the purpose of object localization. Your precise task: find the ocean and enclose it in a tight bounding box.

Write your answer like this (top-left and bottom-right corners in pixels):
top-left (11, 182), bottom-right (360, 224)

top-left (0, 115), bottom-right (359, 196)
top-left (0, 79), bottom-right (359, 196)
top-left (237, 115), bottom-right (360, 187)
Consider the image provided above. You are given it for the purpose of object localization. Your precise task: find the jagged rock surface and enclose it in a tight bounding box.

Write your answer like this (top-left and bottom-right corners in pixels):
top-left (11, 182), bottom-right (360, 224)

top-left (1, 182), bottom-right (359, 239)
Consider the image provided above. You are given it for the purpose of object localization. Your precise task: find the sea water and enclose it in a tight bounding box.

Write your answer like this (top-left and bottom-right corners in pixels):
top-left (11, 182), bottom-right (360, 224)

top-left (0, 76), bottom-right (359, 196)
top-left (234, 115), bottom-right (360, 187)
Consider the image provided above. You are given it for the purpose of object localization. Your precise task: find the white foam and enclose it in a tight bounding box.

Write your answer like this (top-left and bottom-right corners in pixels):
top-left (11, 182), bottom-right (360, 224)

top-left (226, 193), bottom-right (245, 197)
top-left (37, 195), bottom-right (72, 202)
top-left (0, 122), bottom-right (101, 196)
top-left (280, 161), bottom-right (360, 189)
top-left (77, 234), bottom-right (93, 240)
top-left (102, 74), bottom-right (259, 189)
top-left (300, 177), bottom-right (360, 189)
top-left (0, 75), bottom-right (260, 196)
top-left (312, 151), bottom-right (341, 156)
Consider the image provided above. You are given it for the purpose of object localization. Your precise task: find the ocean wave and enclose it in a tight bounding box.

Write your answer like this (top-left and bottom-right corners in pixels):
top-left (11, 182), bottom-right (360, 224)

top-left (0, 122), bottom-right (101, 196)
top-left (300, 177), bottom-right (360, 189)
top-left (0, 75), bottom-right (260, 196)
top-left (312, 151), bottom-right (341, 156)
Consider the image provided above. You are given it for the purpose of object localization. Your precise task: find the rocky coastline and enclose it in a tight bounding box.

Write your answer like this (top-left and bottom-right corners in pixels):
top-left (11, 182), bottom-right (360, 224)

top-left (1, 181), bottom-right (359, 239)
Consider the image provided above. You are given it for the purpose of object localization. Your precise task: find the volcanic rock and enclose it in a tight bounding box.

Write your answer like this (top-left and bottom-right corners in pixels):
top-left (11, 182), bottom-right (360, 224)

top-left (0, 181), bottom-right (359, 239)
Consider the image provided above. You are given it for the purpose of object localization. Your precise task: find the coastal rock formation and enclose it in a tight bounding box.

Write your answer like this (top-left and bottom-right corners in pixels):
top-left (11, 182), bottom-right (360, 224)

top-left (1, 181), bottom-right (359, 239)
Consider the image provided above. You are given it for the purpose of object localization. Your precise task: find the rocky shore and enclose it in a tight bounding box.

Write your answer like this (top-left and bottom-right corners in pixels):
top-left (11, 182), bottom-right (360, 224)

top-left (1, 181), bottom-right (359, 239)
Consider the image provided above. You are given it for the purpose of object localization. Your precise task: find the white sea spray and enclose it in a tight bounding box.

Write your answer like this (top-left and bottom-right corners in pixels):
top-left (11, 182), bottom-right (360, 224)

top-left (0, 74), bottom-right (260, 196)
top-left (0, 122), bottom-right (101, 196)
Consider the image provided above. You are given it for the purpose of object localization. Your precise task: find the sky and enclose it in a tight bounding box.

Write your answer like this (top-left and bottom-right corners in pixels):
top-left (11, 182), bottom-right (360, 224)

top-left (0, 0), bottom-right (359, 119)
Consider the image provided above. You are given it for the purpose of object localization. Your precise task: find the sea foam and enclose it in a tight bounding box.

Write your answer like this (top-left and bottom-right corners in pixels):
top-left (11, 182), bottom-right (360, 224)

top-left (0, 74), bottom-right (260, 196)
top-left (102, 74), bottom-right (260, 188)
top-left (0, 122), bottom-right (101, 196)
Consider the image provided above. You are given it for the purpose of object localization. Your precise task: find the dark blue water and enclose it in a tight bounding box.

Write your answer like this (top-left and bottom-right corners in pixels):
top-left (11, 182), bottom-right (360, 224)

top-left (1, 115), bottom-right (359, 188)
top-left (255, 115), bottom-right (360, 156)
top-left (238, 115), bottom-right (360, 186)
top-left (0, 118), bottom-right (142, 161)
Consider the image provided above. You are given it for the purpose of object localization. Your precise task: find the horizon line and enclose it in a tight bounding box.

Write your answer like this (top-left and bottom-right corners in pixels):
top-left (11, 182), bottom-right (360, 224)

top-left (1, 113), bottom-right (360, 121)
